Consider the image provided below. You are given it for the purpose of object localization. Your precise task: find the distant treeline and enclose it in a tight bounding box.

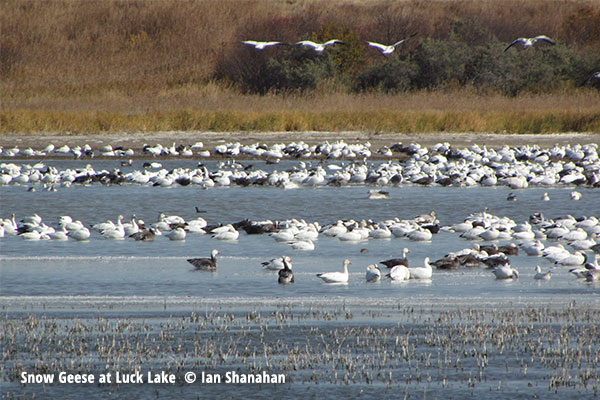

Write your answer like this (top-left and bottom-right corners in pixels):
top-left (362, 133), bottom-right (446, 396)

top-left (2, 0), bottom-right (600, 96)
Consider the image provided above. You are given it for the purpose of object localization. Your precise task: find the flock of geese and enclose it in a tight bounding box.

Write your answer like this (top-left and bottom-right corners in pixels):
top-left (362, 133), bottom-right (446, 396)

top-left (241, 34), bottom-right (556, 54)
top-left (1, 141), bottom-right (599, 190)
top-left (4, 207), bottom-right (599, 283)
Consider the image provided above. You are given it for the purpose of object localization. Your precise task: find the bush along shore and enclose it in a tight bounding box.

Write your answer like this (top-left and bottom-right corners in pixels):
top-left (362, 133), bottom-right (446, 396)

top-left (1, 0), bottom-right (600, 133)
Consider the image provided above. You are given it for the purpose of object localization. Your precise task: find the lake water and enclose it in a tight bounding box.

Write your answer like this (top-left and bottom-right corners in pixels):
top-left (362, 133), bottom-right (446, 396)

top-left (1, 158), bottom-right (599, 399)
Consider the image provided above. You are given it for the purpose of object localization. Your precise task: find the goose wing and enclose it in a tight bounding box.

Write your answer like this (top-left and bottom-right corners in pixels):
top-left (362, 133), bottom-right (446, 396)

top-left (323, 39), bottom-right (343, 46)
top-left (504, 38), bottom-right (525, 52)
top-left (391, 39), bottom-right (408, 47)
top-left (296, 40), bottom-right (319, 48)
top-left (534, 35), bottom-right (555, 45)
top-left (366, 41), bottom-right (388, 51)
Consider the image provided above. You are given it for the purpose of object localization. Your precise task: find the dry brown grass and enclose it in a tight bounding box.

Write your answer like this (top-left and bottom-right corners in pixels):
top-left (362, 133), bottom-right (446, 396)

top-left (1, 0), bottom-right (599, 133)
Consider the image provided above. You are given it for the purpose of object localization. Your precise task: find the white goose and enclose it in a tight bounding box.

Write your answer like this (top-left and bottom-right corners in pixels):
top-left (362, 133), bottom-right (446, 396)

top-left (101, 215), bottom-right (125, 240)
top-left (211, 225), bottom-right (239, 241)
top-left (67, 226), bottom-right (90, 241)
top-left (262, 257), bottom-right (288, 271)
top-left (49, 226), bottom-right (69, 241)
top-left (491, 264), bottom-right (519, 279)
top-left (242, 40), bottom-right (288, 50)
top-left (408, 257), bottom-right (433, 280)
top-left (387, 264), bottom-right (410, 281)
top-left (365, 34), bottom-right (416, 55)
top-left (365, 264), bottom-right (382, 282)
top-left (288, 239), bottom-right (315, 251)
top-left (166, 227), bottom-right (186, 241)
top-left (534, 265), bottom-right (552, 280)
top-left (317, 259), bottom-right (351, 283)
top-left (570, 191), bottom-right (582, 200)
top-left (504, 35), bottom-right (555, 51)
top-left (296, 39), bottom-right (343, 52)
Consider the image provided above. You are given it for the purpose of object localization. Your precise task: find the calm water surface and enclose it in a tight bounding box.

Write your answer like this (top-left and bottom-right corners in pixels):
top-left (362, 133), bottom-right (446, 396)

top-left (1, 159), bottom-right (599, 399)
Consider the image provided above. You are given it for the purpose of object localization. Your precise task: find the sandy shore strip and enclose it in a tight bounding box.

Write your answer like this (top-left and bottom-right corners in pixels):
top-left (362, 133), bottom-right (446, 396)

top-left (2, 132), bottom-right (599, 156)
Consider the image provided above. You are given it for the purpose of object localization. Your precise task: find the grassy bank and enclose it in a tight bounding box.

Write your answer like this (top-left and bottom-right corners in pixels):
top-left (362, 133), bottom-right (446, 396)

top-left (2, 90), bottom-right (600, 134)
top-left (1, 0), bottom-right (600, 134)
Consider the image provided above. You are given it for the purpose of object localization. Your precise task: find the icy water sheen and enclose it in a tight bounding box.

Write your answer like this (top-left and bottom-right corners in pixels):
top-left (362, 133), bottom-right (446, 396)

top-left (1, 159), bottom-right (599, 399)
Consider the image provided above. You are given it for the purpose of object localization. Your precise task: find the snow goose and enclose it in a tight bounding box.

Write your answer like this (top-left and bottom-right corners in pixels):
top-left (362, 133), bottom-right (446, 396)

top-left (366, 264), bottom-right (382, 282)
top-left (380, 248), bottom-right (411, 268)
top-left (569, 236), bottom-right (597, 251)
top-left (123, 215), bottom-right (140, 237)
top-left (519, 240), bottom-right (545, 256)
top-left (504, 35), bottom-right (555, 51)
top-left (242, 40), bottom-right (288, 50)
top-left (270, 229), bottom-right (296, 242)
top-left (555, 251), bottom-right (586, 266)
top-left (67, 226), bottom-right (90, 241)
top-left (561, 228), bottom-right (587, 242)
top-left (369, 224), bottom-right (392, 239)
top-left (212, 225), bottom-right (239, 241)
top-left (278, 256), bottom-right (294, 284)
top-left (491, 264), bottom-right (519, 279)
top-left (534, 265), bottom-right (552, 280)
top-left (262, 257), bottom-right (288, 271)
top-left (296, 39), bottom-right (343, 52)
top-left (585, 269), bottom-right (600, 282)
top-left (387, 264), bottom-right (410, 281)
top-left (288, 239), bottom-right (315, 251)
top-left (317, 259), bottom-right (351, 283)
top-left (294, 224), bottom-right (319, 241)
top-left (321, 220), bottom-right (347, 237)
top-left (408, 257), bottom-right (433, 279)
top-left (449, 220), bottom-right (473, 233)
top-left (49, 226), bottom-right (69, 241)
top-left (166, 227), bottom-right (186, 241)
top-left (407, 227), bottom-right (433, 241)
top-left (187, 249), bottom-right (219, 271)
top-left (337, 229), bottom-right (363, 242)
top-left (20, 231), bottom-right (44, 240)
top-left (570, 191), bottom-right (582, 200)
top-left (368, 189), bottom-right (390, 199)
top-left (365, 34), bottom-right (416, 55)
top-left (101, 215), bottom-right (125, 239)
top-left (541, 192), bottom-right (550, 201)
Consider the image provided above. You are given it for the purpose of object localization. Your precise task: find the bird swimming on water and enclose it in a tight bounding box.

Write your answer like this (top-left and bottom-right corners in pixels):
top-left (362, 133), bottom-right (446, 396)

top-left (187, 249), bottom-right (220, 271)
top-left (278, 256), bottom-right (294, 284)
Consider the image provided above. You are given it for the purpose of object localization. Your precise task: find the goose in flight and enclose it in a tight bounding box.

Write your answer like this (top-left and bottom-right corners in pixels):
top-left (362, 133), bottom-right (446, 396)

top-left (296, 39), bottom-right (343, 52)
top-left (504, 35), bottom-right (556, 52)
top-left (242, 40), bottom-right (288, 50)
top-left (366, 33), bottom-right (417, 55)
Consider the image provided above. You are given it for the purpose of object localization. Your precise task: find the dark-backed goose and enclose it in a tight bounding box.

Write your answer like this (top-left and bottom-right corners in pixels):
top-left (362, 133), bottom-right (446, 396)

top-left (187, 249), bottom-right (220, 271)
top-left (278, 256), bottom-right (294, 284)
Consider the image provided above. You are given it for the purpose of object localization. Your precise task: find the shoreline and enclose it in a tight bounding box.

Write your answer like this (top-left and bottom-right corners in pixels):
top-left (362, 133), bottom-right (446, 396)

top-left (2, 132), bottom-right (599, 155)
